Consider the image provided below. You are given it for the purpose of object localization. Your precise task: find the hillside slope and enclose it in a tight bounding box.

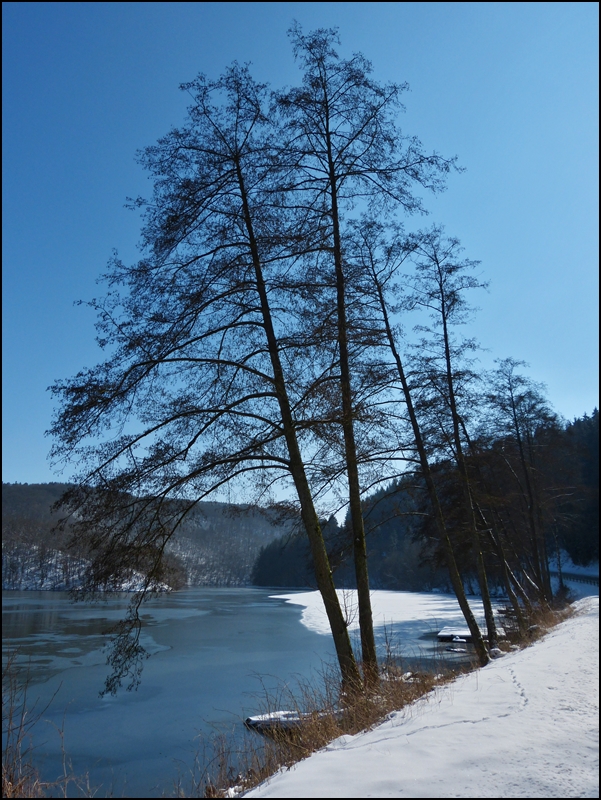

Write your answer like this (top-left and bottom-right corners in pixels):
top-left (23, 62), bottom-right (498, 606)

top-left (2, 483), bottom-right (291, 589)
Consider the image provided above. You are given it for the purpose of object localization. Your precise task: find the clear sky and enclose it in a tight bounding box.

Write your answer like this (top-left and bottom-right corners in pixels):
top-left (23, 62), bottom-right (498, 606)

top-left (2, 2), bottom-right (598, 485)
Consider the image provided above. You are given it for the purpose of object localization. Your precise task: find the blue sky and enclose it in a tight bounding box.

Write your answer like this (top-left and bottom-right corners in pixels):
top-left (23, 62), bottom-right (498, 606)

top-left (2, 2), bottom-right (598, 485)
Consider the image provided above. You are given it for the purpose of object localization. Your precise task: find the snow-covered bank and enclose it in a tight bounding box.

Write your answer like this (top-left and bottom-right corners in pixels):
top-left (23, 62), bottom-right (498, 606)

top-left (273, 590), bottom-right (501, 637)
top-left (246, 596), bottom-right (599, 798)
top-left (549, 552), bottom-right (599, 577)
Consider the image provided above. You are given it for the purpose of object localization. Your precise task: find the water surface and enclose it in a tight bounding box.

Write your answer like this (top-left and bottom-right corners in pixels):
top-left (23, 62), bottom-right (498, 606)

top-left (3, 588), bottom-right (338, 797)
top-left (3, 587), bottom-right (479, 796)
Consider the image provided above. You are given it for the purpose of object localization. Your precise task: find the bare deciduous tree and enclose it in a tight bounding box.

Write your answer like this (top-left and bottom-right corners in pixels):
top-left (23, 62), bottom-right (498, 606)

top-left (50, 64), bottom-right (362, 693)
top-left (277, 25), bottom-right (458, 682)
top-left (344, 219), bottom-right (491, 665)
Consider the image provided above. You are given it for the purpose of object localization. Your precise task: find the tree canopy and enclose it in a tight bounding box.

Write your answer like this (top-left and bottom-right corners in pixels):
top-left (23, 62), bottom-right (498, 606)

top-left (48, 25), bottom-right (593, 693)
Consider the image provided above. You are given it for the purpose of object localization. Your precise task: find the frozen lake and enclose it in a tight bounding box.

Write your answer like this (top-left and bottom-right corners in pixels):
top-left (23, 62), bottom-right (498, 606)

top-left (2, 587), bottom-right (479, 796)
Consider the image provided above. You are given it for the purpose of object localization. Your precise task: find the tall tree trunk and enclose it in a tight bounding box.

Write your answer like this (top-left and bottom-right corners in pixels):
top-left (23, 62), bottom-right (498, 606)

top-left (439, 295), bottom-right (499, 649)
top-left (457, 424), bottom-right (528, 635)
top-left (237, 162), bottom-right (362, 691)
top-left (494, 453), bottom-right (547, 605)
top-left (326, 127), bottom-right (378, 687)
top-left (374, 280), bottom-right (489, 666)
top-left (475, 506), bottom-right (528, 636)
top-left (511, 405), bottom-right (552, 603)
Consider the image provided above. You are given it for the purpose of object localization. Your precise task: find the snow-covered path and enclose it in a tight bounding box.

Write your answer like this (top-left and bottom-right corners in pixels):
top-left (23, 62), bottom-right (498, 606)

top-left (246, 597), bottom-right (599, 798)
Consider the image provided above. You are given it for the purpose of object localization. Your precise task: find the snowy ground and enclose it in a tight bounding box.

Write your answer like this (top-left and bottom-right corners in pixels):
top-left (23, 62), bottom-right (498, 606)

top-left (246, 594), bottom-right (599, 799)
top-left (548, 553), bottom-right (599, 578)
top-left (272, 589), bottom-right (504, 639)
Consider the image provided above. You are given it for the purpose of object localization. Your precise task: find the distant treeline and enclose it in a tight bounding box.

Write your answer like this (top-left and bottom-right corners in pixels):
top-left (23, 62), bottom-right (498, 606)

top-left (4, 408), bottom-right (596, 593)
top-left (252, 409), bottom-right (598, 590)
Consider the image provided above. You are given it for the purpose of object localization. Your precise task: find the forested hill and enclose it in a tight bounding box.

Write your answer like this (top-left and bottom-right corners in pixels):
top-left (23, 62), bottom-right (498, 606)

top-left (252, 409), bottom-right (599, 591)
top-left (3, 409), bottom-right (597, 593)
top-left (2, 482), bottom-right (292, 590)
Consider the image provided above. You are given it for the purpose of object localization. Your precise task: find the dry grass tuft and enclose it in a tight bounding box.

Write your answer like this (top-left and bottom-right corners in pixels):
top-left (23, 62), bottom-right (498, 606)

top-left (2, 651), bottom-right (46, 799)
top-left (496, 598), bottom-right (575, 648)
top-left (183, 658), bottom-right (458, 798)
top-left (2, 649), bottom-right (97, 799)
